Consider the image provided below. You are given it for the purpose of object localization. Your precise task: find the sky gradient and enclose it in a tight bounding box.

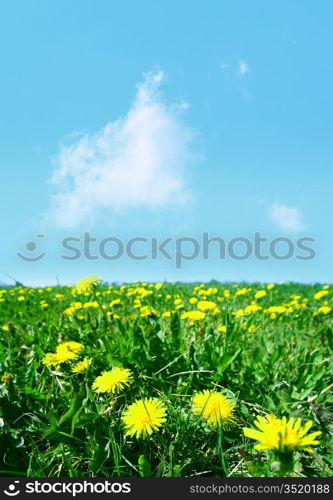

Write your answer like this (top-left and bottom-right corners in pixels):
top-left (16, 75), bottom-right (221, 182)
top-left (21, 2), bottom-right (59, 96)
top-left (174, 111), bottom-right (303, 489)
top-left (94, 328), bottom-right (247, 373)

top-left (0, 0), bottom-right (332, 286)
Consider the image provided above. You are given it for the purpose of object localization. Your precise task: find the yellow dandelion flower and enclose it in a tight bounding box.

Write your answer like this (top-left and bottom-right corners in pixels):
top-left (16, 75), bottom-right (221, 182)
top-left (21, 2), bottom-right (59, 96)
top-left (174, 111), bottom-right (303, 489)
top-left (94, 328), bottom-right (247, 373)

top-left (255, 290), bottom-right (267, 299)
top-left (140, 306), bottom-right (157, 317)
top-left (244, 304), bottom-right (262, 314)
top-left (233, 309), bottom-right (244, 317)
top-left (83, 301), bottom-right (99, 308)
top-left (197, 300), bottom-right (218, 312)
top-left (122, 398), bottom-right (167, 438)
top-left (72, 358), bottom-right (91, 373)
top-left (92, 367), bottom-right (133, 394)
top-left (314, 290), bottom-right (329, 300)
top-left (56, 341), bottom-right (84, 354)
top-left (243, 414), bottom-right (321, 454)
top-left (64, 306), bottom-right (76, 315)
top-left (265, 306), bottom-right (287, 315)
top-left (192, 390), bottom-right (235, 429)
top-left (110, 299), bottom-right (121, 307)
top-left (181, 310), bottom-right (206, 321)
top-left (1, 373), bottom-right (13, 384)
top-left (217, 325), bottom-right (227, 333)
top-left (2, 324), bottom-right (10, 331)
top-left (42, 349), bottom-right (77, 367)
top-left (74, 275), bottom-right (101, 294)
top-left (317, 306), bottom-right (331, 315)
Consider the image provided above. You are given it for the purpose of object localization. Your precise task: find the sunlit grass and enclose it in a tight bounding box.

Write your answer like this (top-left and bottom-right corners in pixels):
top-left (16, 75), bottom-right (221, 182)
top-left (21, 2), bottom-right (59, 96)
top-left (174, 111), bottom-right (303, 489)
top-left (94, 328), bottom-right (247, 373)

top-left (0, 281), bottom-right (332, 477)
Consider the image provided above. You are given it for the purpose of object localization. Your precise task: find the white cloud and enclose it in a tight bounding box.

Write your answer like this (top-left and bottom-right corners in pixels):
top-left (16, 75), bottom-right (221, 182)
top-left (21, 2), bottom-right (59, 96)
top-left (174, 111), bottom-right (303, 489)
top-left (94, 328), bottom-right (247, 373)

top-left (48, 70), bottom-right (195, 228)
top-left (220, 56), bottom-right (250, 78)
top-left (237, 58), bottom-right (250, 77)
top-left (270, 203), bottom-right (305, 232)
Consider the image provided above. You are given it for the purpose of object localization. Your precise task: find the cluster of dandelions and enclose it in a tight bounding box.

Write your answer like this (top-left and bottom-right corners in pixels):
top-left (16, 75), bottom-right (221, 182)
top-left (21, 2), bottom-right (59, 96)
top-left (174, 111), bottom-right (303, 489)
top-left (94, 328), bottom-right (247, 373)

top-left (90, 367), bottom-right (321, 465)
top-left (42, 342), bottom-right (322, 463)
top-left (42, 341), bottom-right (91, 373)
top-left (41, 275), bottom-right (323, 460)
top-left (91, 367), bottom-right (236, 438)
top-left (92, 367), bottom-right (167, 438)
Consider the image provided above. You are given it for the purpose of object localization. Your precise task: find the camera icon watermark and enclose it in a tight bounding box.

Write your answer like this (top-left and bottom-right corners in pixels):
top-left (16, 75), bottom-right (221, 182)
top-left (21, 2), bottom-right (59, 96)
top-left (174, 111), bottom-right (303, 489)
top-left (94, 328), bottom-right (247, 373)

top-left (4, 481), bottom-right (20, 496)
top-left (17, 235), bottom-right (46, 262)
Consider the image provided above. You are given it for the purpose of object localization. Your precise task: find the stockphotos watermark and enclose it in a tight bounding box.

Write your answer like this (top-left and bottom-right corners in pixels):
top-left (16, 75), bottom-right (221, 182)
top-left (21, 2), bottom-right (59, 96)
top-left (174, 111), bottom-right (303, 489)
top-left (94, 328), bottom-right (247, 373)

top-left (2, 479), bottom-right (131, 497)
top-left (17, 232), bottom-right (316, 269)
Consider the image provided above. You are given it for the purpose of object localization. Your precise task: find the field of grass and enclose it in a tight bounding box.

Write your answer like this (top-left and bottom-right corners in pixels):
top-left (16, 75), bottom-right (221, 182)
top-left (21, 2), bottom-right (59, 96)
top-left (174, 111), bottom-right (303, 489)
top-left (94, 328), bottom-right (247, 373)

top-left (0, 279), bottom-right (332, 477)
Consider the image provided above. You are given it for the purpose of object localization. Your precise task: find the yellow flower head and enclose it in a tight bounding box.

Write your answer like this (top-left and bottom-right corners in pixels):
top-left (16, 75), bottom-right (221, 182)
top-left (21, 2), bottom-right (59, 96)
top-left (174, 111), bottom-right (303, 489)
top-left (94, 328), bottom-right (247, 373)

top-left (265, 306), bottom-right (287, 315)
top-left (243, 414), bottom-right (321, 454)
top-left (110, 299), bottom-right (121, 307)
top-left (74, 275), bottom-right (101, 294)
top-left (317, 306), bottom-right (331, 315)
top-left (140, 305), bottom-right (157, 317)
top-left (1, 373), bottom-right (13, 384)
top-left (244, 304), bottom-right (262, 314)
top-left (72, 358), bottom-right (91, 373)
top-left (64, 306), bottom-right (76, 315)
top-left (255, 290), bottom-right (267, 299)
top-left (197, 300), bottom-right (218, 312)
top-left (233, 309), bottom-right (244, 317)
top-left (192, 390), bottom-right (235, 429)
top-left (314, 290), bottom-right (329, 300)
top-left (56, 341), bottom-right (84, 354)
top-left (42, 341), bottom-right (83, 367)
top-left (92, 367), bottom-right (133, 394)
top-left (181, 310), bottom-right (206, 322)
top-left (235, 287), bottom-right (250, 296)
top-left (122, 398), bottom-right (167, 438)
top-left (42, 349), bottom-right (77, 367)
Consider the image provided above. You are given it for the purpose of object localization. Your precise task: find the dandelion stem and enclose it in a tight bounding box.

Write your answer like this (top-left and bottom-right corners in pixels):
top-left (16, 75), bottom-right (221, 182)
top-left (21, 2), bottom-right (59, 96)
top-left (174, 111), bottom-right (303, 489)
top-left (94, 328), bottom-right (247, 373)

top-left (217, 426), bottom-right (228, 476)
top-left (93, 290), bottom-right (109, 327)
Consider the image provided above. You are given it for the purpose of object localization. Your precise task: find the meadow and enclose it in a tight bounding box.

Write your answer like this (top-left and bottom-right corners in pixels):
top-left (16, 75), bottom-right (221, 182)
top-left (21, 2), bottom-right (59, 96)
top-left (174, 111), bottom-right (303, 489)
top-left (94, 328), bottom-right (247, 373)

top-left (0, 278), bottom-right (332, 477)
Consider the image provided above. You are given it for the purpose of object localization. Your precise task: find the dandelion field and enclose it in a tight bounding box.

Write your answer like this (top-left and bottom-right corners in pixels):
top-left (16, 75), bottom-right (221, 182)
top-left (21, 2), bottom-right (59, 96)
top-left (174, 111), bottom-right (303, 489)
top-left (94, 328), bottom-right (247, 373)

top-left (0, 279), bottom-right (332, 477)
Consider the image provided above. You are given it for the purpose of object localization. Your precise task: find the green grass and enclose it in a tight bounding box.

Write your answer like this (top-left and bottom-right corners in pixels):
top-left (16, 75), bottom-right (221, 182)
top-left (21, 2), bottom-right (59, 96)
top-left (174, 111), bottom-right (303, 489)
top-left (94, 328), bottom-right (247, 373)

top-left (0, 281), bottom-right (332, 477)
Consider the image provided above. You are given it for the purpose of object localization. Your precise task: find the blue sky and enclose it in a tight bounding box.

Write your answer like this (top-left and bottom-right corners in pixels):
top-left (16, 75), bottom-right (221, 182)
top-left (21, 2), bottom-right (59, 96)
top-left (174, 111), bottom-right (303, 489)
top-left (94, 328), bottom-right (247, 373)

top-left (0, 0), bottom-right (332, 286)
